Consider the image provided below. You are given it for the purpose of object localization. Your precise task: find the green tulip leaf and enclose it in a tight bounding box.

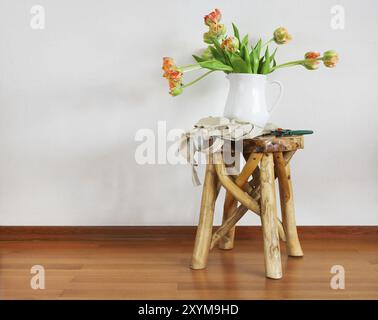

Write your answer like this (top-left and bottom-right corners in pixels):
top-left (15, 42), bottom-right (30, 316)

top-left (232, 23), bottom-right (241, 47)
top-left (241, 44), bottom-right (252, 73)
top-left (252, 39), bottom-right (262, 73)
top-left (209, 46), bottom-right (226, 64)
top-left (254, 39), bottom-right (262, 57)
top-left (192, 55), bottom-right (207, 63)
top-left (260, 46), bottom-right (271, 74)
top-left (211, 39), bottom-right (226, 59)
top-left (270, 47), bottom-right (277, 61)
top-left (241, 34), bottom-right (249, 47)
top-left (223, 49), bottom-right (232, 66)
top-left (269, 57), bottom-right (277, 73)
top-left (229, 53), bottom-right (250, 73)
top-left (198, 59), bottom-right (233, 72)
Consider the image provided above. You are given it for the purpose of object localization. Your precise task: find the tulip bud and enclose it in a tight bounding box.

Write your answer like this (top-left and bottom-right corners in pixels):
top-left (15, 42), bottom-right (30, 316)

top-left (203, 31), bottom-right (213, 44)
top-left (273, 27), bottom-right (292, 45)
top-left (203, 24), bottom-right (226, 44)
top-left (303, 51), bottom-right (320, 70)
top-left (323, 50), bottom-right (339, 68)
top-left (221, 36), bottom-right (239, 53)
top-left (170, 86), bottom-right (183, 96)
top-left (209, 23), bottom-right (226, 36)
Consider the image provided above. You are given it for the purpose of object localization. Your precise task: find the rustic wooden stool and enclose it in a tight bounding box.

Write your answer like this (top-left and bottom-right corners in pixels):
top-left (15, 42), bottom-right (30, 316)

top-left (190, 135), bottom-right (304, 279)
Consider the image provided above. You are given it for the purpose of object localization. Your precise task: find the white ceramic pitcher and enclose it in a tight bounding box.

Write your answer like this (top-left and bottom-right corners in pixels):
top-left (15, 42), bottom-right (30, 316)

top-left (223, 73), bottom-right (283, 128)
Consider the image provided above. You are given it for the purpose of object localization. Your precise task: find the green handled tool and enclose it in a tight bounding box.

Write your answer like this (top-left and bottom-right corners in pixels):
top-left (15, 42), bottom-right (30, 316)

top-left (269, 129), bottom-right (314, 137)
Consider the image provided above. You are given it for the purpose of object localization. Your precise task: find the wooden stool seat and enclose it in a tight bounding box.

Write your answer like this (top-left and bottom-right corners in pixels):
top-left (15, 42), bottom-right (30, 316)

top-left (243, 135), bottom-right (304, 153)
top-left (190, 135), bottom-right (305, 279)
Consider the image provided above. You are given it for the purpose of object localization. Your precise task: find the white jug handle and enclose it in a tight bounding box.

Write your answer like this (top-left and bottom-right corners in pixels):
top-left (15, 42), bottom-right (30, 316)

top-left (267, 80), bottom-right (283, 113)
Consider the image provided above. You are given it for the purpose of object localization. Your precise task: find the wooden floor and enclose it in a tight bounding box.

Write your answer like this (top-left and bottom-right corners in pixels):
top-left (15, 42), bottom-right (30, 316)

top-left (0, 227), bottom-right (377, 300)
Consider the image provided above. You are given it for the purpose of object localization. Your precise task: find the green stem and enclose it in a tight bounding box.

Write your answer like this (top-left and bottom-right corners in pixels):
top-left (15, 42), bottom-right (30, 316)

top-left (182, 70), bottom-right (215, 89)
top-left (262, 38), bottom-right (274, 48)
top-left (273, 59), bottom-right (304, 70)
top-left (179, 64), bottom-right (202, 73)
top-left (272, 57), bottom-right (323, 70)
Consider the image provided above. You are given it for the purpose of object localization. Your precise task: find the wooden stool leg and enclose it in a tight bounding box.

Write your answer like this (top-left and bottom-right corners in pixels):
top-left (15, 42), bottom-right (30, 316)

top-left (274, 152), bottom-right (303, 257)
top-left (219, 152), bottom-right (262, 250)
top-left (190, 155), bottom-right (218, 270)
top-left (218, 198), bottom-right (237, 250)
top-left (259, 153), bottom-right (282, 279)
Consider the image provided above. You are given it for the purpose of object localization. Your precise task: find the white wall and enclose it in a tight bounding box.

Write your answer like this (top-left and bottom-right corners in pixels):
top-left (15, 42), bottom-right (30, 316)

top-left (0, 0), bottom-right (377, 225)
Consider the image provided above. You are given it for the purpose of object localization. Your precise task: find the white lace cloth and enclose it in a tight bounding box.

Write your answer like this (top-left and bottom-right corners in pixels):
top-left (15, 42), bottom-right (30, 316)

top-left (178, 117), bottom-right (278, 186)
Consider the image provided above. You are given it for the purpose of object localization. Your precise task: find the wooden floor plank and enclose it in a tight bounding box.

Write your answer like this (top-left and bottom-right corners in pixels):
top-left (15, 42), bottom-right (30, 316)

top-left (0, 228), bottom-right (377, 300)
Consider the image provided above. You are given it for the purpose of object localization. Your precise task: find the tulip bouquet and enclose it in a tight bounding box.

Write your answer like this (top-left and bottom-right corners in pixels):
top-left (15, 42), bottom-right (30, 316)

top-left (162, 8), bottom-right (339, 96)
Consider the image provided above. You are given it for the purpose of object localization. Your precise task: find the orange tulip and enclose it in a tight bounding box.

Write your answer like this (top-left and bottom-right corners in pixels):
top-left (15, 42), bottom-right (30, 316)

top-left (203, 23), bottom-right (226, 44)
top-left (204, 8), bottom-right (221, 26)
top-left (323, 50), bottom-right (339, 68)
top-left (162, 57), bottom-right (176, 73)
top-left (273, 27), bottom-right (292, 45)
top-left (221, 36), bottom-right (239, 53)
top-left (304, 51), bottom-right (321, 70)
top-left (162, 58), bottom-right (183, 96)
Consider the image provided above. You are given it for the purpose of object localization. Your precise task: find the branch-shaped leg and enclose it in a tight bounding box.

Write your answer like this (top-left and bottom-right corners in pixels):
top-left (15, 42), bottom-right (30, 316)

top-left (260, 153), bottom-right (282, 279)
top-left (190, 153), bottom-right (219, 270)
top-left (211, 152), bottom-right (287, 249)
top-left (219, 153), bottom-right (262, 250)
top-left (211, 202), bottom-right (286, 249)
top-left (274, 152), bottom-right (303, 257)
top-left (211, 204), bottom-right (247, 249)
top-left (245, 166), bottom-right (287, 242)
top-left (249, 151), bottom-right (296, 201)
top-left (213, 153), bottom-right (260, 214)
